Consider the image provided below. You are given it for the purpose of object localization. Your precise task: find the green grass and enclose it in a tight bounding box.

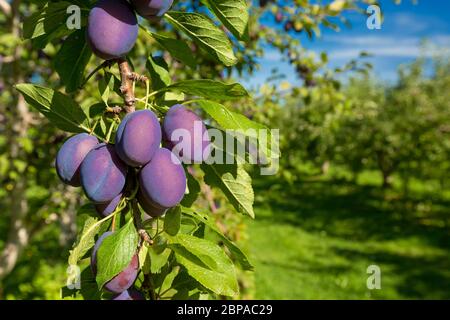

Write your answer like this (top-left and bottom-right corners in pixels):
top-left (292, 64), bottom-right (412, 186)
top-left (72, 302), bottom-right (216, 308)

top-left (248, 173), bottom-right (450, 299)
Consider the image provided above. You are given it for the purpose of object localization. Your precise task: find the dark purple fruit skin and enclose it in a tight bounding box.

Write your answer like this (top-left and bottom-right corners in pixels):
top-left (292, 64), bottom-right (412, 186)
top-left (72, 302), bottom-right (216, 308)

top-left (112, 288), bottom-right (145, 300)
top-left (91, 232), bottom-right (139, 294)
top-left (104, 255), bottom-right (139, 293)
top-left (162, 104), bottom-right (210, 163)
top-left (87, 0), bottom-right (138, 60)
top-left (115, 110), bottom-right (162, 167)
top-left (137, 188), bottom-right (167, 218)
top-left (55, 133), bottom-right (99, 187)
top-left (139, 148), bottom-right (186, 212)
top-left (95, 193), bottom-right (122, 217)
top-left (131, 0), bottom-right (173, 18)
top-left (80, 144), bottom-right (127, 203)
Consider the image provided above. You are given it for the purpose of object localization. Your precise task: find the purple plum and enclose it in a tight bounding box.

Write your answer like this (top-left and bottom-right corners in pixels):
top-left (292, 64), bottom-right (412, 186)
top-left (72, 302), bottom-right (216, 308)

top-left (80, 144), bottom-right (127, 203)
top-left (115, 109), bottom-right (162, 167)
top-left (112, 288), bottom-right (145, 300)
top-left (130, 0), bottom-right (173, 18)
top-left (95, 193), bottom-right (122, 217)
top-left (162, 104), bottom-right (211, 163)
top-left (91, 231), bottom-right (139, 294)
top-left (87, 0), bottom-right (139, 60)
top-left (137, 188), bottom-right (167, 218)
top-left (138, 148), bottom-right (186, 216)
top-left (55, 133), bottom-right (99, 187)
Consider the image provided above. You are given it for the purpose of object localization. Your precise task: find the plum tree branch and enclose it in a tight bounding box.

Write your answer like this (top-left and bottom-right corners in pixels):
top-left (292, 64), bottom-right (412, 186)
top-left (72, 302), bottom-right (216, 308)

top-left (118, 58), bottom-right (136, 113)
top-left (117, 58), bottom-right (149, 113)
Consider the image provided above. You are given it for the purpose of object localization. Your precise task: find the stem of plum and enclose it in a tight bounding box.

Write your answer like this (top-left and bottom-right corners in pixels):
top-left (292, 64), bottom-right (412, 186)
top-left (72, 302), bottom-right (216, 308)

top-left (131, 199), bottom-right (154, 246)
top-left (143, 273), bottom-right (157, 300)
top-left (144, 79), bottom-right (150, 109)
top-left (105, 120), bottom-right (116, 143)
top-left (125, 182), bottom-right (139, 201)
top-left (111, 212), bottom-right (117, 232)
top-left (90, 118), bottom-right (100, 135)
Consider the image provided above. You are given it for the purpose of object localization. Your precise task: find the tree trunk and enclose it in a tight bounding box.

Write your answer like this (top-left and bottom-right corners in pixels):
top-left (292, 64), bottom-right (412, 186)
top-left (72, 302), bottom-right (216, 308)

top-left (59, 186), bottom-right (80, 247)
top-left (0, 0), bottom-right (31, 282)
top-left (321, 161), bottom-right (330, 175)
top-left (382, 171), bottom-right (392, 189)
top-left (0, 93), bottom-right (29, 281)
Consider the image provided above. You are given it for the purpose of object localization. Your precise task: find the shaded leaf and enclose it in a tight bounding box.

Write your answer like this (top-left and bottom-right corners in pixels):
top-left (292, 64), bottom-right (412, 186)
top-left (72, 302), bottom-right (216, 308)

top-left (146, 55), bottom-right (171, 90)
top-left (150, 32), bottom-right (196, 69)
top-left (182, 206), bottom-right (253, 270)
top-left (54, 28), bottom-right (92, 93)
top-left (201, 163), bottom-right (254, 218)
top-left (16, 84), bottom-right (90, 133)
top-left (164, 206), bottom-right (181, 236)
top-left (169, 234), bottom-right (238, 297)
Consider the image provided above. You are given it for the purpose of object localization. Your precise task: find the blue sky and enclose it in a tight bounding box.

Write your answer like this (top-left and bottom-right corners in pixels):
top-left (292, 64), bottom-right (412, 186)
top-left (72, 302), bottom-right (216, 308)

top-left (241, 0), bottom-right (450, 88)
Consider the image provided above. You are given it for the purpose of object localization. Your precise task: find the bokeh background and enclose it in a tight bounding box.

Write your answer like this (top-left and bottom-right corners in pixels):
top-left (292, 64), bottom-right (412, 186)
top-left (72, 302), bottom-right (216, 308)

top-left (0, 0), bottom-right (449, 299)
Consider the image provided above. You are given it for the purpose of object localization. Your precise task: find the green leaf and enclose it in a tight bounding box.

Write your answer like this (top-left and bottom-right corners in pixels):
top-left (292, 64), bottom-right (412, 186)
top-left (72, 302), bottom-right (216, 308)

top-left (23, 1), bottom-right (84, 49)
top-left (138, 242), bottom-right (149, 268)
top-left (196, 100), bottom-right (279, 163)
top-left (149, 246), bottom-right (172, 274)
top-left (98, 73), bottom-right (116, 105)
top-left (96, 219), bottom-right (139, 288)
top-left (150, 32), bottom-right (196, 69)
top-left (201, 163), bottom-right (255, 218)
top-left (164, 206), bottom-right (181, 236)
top-left (16, 84), bottom-right (90, 133)
top-left (165, 11), bottom-right (237, 66)
top-left (169, 267), bottom-right (205, 296)
top-left (201, 0), bottom-right (249, 41)
top-left (165, 80), bottom-right (248, 100)
top-left (88, 102), bottom-right (107, 119)
top-left (76, 203), bottom-right (98, 218)
top-left (147, 236), bottom-right (171, 275)
top-left (68, 216), bottom-right (106, 266)
top-left (196, 99), bottom-right (263, 131)
top-left (78, 267), bottom-right (102, 300)
top-left (169, 234), bottom-right (239, 297)
top-left (54, 28), bottom-right (92, 93)
top-left (181, 171), bottom-right (201, 207)
top-left (146, 56), bottom-right (171, 91)
top-left (181, 207), bottom-right (253, 271)
top-left (153, 264), bottom-right (179, 293)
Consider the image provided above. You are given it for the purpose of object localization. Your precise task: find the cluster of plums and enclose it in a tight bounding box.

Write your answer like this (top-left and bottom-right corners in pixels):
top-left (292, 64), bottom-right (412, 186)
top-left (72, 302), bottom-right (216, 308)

top-left (87, 0), bottom-right (174, 60)
top-left (56, 105), bottom-right (209, 299)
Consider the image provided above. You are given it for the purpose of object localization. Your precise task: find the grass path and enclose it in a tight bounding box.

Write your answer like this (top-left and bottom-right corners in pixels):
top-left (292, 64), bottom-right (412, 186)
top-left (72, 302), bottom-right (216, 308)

top-left (248, 177), bottom-right (450, 299)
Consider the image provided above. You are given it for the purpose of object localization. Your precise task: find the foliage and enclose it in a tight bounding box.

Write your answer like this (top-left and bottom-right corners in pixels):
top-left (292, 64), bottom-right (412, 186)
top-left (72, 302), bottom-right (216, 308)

top-left (268, 55), bottom-right (450, 190)
top-left (11, 0), bottom-right (269, 300)
top-left (2, 0), bottom-right (446, 301)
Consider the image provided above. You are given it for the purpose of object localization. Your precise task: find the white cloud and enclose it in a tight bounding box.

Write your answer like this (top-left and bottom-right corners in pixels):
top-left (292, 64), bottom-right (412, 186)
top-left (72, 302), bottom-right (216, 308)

top-left (324, 35), bottom-right (417, 46)
top-left (330, 46), bottom-right (450, 60)
top-left (391, 12), bottom-right (430, 33)
top-left (324, 33), bottom-right (450, 60)
top-left (329, 47), bottom-right (417, 59)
